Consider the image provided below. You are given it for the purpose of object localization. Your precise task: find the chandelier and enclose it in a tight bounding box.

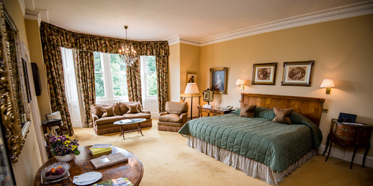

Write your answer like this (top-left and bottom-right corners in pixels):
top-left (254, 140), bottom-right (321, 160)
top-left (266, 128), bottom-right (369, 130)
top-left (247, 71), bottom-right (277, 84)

top-left (119, 25), bottom-right (137, 66)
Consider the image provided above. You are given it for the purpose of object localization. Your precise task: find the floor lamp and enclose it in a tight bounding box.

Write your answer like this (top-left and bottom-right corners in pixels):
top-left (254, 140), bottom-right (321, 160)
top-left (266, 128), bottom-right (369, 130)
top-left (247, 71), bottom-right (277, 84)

top-left (184, 83), bottom-right (199, 119)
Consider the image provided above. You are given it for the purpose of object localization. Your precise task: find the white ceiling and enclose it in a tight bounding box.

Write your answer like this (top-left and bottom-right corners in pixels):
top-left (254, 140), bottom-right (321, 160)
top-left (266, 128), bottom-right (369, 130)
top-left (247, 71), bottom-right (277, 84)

top-left (33, 0), bottom-right (367, 41)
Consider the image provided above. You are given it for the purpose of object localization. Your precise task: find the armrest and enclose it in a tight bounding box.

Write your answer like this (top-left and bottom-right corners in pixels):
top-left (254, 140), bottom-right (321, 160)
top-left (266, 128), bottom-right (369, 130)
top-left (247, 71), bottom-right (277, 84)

top-left (180, 113), bottom-right (188, 124)
top-left (91, 114), bottom-right (99, 123)
top-left (141, 110), bottom-right (151, 114)
top-left (159, 112), bottom-right (168, 117)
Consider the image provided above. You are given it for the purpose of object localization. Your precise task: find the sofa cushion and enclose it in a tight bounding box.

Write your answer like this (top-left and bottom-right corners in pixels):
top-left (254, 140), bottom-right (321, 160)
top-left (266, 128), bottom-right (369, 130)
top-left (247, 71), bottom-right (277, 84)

top-left (158, 114), bottom-right (182, 123)
top-left (91, 105), bottom-right (104, 118)
top-left (123, 113), bottom-right (151, 119)
top-left (95, 116), bottom-right (126, 125)
top-left (101, 105), bottom-right (115, 118)
top-left (113, 103), bottom-right (121, 115)
top-left (126, 103), bottom-right (141, 113)
top-left (119, 102), bottom-right (129, 115)
top-left (166, 102), bottom-right (188, 115)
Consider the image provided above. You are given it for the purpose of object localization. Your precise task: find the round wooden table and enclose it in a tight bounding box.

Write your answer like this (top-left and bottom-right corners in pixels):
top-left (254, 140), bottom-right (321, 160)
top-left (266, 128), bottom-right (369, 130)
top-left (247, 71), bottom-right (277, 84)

top-left (33, 146), bottom-right (143, 186)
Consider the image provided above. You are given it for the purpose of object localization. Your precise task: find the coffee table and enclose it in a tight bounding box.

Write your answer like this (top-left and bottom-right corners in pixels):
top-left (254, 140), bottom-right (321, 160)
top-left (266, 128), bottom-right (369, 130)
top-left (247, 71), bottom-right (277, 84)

top-left (113, 118), bottom-right (146, 139)
top-left (33, 146), bottom-right (143, 186)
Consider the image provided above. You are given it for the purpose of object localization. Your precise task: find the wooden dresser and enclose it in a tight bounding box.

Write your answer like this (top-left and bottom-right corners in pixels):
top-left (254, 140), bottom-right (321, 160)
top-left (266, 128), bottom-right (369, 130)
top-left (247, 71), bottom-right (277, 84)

top-left (197, 105), bottom-right (233, 118)
top-left (323, 118), bottom-right (373, 169)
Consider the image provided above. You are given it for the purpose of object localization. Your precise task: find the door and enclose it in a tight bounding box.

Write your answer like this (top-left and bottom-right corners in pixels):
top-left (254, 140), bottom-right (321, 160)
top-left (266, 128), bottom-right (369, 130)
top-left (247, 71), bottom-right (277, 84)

top-left (61, 48), bottom-right (84, 127)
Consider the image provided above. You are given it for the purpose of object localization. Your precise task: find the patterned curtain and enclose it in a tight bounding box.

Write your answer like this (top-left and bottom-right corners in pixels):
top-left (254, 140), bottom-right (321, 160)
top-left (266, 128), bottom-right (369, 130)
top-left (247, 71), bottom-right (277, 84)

top-left (75, 50), bottom-right (95, 127)
top-left (155, 55), bottom-right (169, 112)
top-left (40, 22), bottom-right (170, 123)
top-left (40, 45), bottom-right (74, 135)
top-left (126, 57), bottom-right (142, 104)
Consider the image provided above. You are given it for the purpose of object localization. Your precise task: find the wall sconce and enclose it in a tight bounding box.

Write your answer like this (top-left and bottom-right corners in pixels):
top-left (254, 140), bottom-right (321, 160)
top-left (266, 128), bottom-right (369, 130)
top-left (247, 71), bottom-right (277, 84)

top-left (235, 79), bottom-right (246, 90)
top-left (320, 79), bottom-right (335, 94)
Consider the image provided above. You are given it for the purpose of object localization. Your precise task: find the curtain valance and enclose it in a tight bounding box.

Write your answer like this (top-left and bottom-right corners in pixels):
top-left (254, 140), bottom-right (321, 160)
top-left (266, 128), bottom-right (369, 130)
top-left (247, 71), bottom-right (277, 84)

top-left (40, 22), bottom-right (169, 56)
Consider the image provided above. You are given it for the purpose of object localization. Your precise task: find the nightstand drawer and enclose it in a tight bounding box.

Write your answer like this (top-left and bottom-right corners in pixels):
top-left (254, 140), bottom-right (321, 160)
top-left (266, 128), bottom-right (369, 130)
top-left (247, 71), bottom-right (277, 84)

top-left (336, 124), bottom-right (357, 135)
top-left (334, 132), bottom-right (355, 145)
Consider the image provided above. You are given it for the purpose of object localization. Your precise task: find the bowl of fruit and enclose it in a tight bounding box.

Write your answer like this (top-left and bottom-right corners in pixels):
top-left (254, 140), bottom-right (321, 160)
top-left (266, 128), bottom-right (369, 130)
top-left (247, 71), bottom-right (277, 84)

top-left (41, 162), bottom-right (70, 181)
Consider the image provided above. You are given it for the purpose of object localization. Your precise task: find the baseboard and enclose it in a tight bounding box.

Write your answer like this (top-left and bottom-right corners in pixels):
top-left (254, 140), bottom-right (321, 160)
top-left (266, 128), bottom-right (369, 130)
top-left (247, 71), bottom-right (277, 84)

top-left (151, 112), bottom-right (159, 118)
top-left (318, 145), bottom-right (373, 168)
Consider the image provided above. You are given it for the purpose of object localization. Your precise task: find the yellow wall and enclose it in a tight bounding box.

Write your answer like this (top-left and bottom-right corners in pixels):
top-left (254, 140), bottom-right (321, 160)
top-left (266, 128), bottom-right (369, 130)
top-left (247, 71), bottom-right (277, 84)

top-left (180, 43), bottom-right (201, 95)
top-left (2, 0), bottom-right (43, 185)
top-left (25, 19), bottom-right (52, 120)
top-left (199, 14), bottom-right (373, 156)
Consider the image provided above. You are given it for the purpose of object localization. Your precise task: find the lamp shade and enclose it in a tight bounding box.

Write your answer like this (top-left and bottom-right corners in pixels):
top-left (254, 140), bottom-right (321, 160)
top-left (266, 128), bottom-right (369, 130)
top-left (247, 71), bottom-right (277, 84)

top-left (185, 83), bottom-right (199, 94)
top-left (320, 79), bottom-right (335, 88)
top-left (235, 79), bottom-right (245, 85)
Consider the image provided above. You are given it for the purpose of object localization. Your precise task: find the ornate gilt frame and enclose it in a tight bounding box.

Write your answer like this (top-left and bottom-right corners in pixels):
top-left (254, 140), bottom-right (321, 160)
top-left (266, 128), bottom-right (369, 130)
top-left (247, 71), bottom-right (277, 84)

top-left (0, 2), bottom-right (31, 163)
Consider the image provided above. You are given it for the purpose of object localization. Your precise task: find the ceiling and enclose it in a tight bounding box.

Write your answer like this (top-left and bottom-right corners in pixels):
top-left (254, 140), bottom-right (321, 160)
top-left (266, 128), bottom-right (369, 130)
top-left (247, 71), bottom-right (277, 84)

top-left (33, 0), bottom-right (367, 41)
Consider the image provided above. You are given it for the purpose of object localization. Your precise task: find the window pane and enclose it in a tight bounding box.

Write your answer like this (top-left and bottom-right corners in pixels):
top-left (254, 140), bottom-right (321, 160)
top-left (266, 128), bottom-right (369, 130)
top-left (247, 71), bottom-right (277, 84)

top-left (95, 73), bottom-right (105, 97)
top-left (147, 73), bottom-right (157, 96)
top-left (112, 72), bottom-right (128, 97)
top-left (110, 54), bottom-right (126, 72)
top-left (94, 52), bottom-right (102, 71)
top-left (146, 56), bottom-right (156, 73)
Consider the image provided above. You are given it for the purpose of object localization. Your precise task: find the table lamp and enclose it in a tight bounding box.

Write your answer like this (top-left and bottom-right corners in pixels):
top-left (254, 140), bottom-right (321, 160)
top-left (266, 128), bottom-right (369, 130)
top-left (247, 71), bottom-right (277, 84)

top-left (185, 83), bottom-right (199, 119)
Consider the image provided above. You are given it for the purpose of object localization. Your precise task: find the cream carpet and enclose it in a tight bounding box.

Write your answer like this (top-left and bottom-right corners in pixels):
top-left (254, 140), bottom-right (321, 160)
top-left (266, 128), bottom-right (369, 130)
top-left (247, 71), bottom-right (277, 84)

top-left (74, 120), bottom-right (373, 186)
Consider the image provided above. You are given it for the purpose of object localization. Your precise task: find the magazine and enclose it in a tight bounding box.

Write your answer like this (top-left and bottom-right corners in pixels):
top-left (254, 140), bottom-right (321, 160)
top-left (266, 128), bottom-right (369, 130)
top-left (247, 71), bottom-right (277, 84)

top-left (92, 177), bottom-right (133, 186)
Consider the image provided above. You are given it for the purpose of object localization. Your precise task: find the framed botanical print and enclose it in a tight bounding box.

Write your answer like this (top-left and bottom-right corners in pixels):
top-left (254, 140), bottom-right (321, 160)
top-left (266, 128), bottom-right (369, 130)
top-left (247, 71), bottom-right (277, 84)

top-left (210, 67), bottom-right (228, 94)
top-left (187, 72), bottom-right (197, 83)
top-left (252, 63), bottom-right (277, 85)
top-left (281, 60), bottom-right (314, 86)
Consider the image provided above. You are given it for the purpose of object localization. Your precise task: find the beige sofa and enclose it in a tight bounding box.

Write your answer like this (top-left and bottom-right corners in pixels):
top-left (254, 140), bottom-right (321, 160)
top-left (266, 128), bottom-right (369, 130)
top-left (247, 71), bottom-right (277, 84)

top-left (91, 102), bottom-right (152, 135)
top-left (158, 101), bottom-right (188, 132)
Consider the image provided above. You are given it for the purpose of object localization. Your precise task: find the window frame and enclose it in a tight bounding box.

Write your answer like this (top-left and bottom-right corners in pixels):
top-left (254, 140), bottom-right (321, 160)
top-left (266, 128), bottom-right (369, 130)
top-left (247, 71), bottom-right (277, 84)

top-left (141, 56), bottom-right (158, 99)
top-left (95, 52), bottom-right (129, 102)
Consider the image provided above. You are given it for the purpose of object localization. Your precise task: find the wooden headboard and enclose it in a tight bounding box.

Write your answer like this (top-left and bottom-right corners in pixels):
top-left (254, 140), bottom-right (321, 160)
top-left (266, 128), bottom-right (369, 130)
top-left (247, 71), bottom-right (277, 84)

top-left (241, 93), bottom-right (325, 126)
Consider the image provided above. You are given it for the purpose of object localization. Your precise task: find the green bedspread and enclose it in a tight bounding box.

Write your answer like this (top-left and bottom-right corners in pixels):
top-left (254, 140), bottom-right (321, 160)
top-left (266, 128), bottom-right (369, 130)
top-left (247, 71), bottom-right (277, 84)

top-left (178, 107), bottom-right (322, 172)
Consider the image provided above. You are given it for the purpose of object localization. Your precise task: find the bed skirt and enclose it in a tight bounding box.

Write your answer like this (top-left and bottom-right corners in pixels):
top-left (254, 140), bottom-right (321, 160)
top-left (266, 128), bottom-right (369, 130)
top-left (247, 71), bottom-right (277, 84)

top-left (187, 136), bottom-right (316, 185)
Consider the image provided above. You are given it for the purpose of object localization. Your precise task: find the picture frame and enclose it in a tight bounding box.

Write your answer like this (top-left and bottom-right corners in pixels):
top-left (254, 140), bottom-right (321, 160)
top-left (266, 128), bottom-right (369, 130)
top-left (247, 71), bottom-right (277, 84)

top-left (187, 72), bottom-right (197, 84)
top-left (210, 67), bottom-right (228, 94)
top-left (252, 62), bottom-right (277, 85)
top-left (22, 58), bottom-right (32, 103)
top-left (281, 61), bottom-right (314, 86)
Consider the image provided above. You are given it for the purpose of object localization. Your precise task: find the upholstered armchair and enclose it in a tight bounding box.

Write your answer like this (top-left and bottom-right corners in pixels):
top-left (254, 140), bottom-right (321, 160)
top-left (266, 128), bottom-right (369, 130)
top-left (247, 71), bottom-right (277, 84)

top-left (158, 101), bottom-right (188, 132)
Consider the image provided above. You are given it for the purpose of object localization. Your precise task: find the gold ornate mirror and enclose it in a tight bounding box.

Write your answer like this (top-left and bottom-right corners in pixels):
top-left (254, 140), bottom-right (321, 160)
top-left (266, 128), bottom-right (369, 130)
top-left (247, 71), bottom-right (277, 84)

top-left (0, 2), bottom-right (31, 163)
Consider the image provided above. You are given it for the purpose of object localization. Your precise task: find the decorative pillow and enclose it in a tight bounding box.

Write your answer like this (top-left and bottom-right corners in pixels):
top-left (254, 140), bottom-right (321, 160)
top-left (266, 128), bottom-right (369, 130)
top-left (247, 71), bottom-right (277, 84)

top-left (272, 107), bottom-right (293, 124)
top-left (91, 105), bottom-right (103, 118)
top-left (113, 103), bottom-right (121, 115)
top-left (101, 105), bottom-right (115, 118)
top-left (239, 104), bottom-right (256, 118)
top-left (119, 102), bottom-right (129, 115)
top-left (126, 103), bottom-right (141, 114)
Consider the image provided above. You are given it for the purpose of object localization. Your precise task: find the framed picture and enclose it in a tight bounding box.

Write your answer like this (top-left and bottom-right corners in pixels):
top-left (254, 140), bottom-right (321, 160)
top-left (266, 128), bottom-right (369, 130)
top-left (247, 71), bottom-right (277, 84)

top-left (22, 59), bottom-right (31, 103)
top-left (252, 62), bottom-right (277, 85)
top-left (210, 67), bottom-right (228, 94)
top-left (281, 61), bottom-right (314, 86)
top-left (187, 72), bottom-right (197, 83)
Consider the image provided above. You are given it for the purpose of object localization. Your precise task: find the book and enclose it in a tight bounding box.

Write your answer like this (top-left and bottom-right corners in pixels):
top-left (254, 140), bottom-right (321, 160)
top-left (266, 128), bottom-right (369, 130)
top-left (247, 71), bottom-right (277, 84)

top-left (90, 153), bottom-right (128, 169)
top-left (93, 177), bottom-right (133, 186)
top-left (90, 147), bottom-right (112, 155)
top-left (91, 144), bottom-right (112, 149)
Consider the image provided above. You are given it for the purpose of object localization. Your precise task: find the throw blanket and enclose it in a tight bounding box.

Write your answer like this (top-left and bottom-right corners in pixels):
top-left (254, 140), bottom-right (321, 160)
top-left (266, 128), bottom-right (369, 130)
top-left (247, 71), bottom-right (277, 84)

top-left (178, 107), bottom-right (322, 172)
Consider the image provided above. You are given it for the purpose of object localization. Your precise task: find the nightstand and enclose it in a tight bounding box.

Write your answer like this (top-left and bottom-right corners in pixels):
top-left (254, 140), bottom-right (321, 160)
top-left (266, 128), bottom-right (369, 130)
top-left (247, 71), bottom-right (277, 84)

top-left (323, 118), bottom-right (373, 169)
top-left (197, 105), bottom-right (233, 118)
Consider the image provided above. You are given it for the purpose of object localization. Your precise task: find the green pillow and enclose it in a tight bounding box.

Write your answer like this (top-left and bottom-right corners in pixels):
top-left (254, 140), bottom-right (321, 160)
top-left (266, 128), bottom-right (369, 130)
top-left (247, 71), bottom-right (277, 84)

top-left (231, 109), bottom-right (241, 115)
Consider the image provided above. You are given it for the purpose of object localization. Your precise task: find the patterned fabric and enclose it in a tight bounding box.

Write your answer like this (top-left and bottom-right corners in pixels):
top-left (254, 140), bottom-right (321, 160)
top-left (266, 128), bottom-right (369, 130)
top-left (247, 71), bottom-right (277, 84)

top-left (39, 43), bottom-right (73, 135)
top-left (126, 57), bottom-right (142, 104)
top-left (156, 55), bottom-right (169, 112)
top-left (40, 22), bottom-right (170, 130)
top-left (75, 50), bottom-right (95, 127)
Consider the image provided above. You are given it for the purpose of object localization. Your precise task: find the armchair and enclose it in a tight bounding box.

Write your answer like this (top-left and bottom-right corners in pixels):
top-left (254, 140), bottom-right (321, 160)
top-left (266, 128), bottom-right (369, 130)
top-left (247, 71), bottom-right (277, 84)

top-left (158, 101), bottom-right (188, 132)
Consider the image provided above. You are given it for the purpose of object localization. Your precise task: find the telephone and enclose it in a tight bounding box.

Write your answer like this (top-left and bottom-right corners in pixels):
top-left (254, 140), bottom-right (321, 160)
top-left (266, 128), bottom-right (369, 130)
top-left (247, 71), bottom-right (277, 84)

top-left (223, 105), bottom-right (234, 111)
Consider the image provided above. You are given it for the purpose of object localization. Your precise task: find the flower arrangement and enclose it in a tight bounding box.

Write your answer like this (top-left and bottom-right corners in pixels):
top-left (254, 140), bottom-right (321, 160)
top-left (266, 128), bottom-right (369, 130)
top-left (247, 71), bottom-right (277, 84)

top-left (49, 135), bottom-right (80, 156)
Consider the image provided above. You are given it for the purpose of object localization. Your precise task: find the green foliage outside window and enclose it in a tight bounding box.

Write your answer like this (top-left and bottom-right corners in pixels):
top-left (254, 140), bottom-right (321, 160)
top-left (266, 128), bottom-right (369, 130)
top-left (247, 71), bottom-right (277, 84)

top-left (110, 54), bottom-right (128, 97)
top-left (146, 56), bottom-right (157, 96)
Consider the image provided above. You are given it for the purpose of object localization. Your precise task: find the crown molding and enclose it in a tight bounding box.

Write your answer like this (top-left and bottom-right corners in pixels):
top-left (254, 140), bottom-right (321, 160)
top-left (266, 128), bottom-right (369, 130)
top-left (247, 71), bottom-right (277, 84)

top-left (166, 35), bottom-right (201, 46)
top-left (166, 1), bottom-right (373, 46)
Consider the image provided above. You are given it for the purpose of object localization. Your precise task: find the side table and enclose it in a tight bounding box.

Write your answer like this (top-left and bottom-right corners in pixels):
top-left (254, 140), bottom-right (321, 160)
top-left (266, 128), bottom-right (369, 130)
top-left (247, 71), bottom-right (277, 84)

top-left (323, 118), bottom-right (373, 169)
top-left (197, 105), bottom-right (233, 118)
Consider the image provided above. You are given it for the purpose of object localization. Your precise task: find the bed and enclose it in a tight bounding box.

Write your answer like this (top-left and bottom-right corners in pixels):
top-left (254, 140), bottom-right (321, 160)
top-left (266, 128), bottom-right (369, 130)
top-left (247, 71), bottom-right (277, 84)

top-left (178, 93), bottom-right (325, 185)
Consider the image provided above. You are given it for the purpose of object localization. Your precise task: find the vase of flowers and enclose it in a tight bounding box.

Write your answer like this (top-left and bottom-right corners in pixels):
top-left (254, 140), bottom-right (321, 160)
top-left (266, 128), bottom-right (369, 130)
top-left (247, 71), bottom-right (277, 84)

top-left (49, 135), bottom-right (80, 162)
